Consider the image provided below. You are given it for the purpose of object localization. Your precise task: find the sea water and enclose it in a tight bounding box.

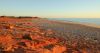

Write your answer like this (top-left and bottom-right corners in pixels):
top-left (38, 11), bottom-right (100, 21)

top-left (48, 18), bottom-right (100, 25)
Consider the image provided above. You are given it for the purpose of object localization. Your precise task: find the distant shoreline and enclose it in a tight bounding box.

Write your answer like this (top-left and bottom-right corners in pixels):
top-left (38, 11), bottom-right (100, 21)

top-left (60, 21), bottom-right (100, 28)
top-left (47, 18), bottom-right (100, 28)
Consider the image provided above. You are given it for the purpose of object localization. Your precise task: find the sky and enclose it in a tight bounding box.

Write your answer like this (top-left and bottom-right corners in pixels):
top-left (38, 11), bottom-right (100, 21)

top-left (0, 0), bottom-right (100, 18)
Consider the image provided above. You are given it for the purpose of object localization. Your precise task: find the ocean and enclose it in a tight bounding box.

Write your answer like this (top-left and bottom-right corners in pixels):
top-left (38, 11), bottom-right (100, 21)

top-left (48, 18), bottom-right (100, 25)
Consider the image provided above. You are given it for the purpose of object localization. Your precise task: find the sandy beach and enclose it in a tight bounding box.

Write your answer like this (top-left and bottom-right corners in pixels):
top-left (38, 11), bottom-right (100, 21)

top-left (0, 17), bottom-right (100, 53)
top-left (31, 18), bottom-right (100, 53)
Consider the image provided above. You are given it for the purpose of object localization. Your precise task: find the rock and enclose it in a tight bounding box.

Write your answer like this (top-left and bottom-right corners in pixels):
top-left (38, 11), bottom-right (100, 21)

top-left (22, 33), bottom-right (32, 40)
top-left (0, 35), bottom-right (15, 51)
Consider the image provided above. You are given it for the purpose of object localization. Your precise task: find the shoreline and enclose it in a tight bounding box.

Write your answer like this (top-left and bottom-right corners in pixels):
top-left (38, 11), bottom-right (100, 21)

top-left (61, 21), bottom-right (100, 28)
top-left (46, 18), bottom-right (100, 28)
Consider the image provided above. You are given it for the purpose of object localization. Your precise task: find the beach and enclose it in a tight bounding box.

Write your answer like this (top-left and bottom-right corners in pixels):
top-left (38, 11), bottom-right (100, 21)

top-left (0, 17), bottom-right (100, 53)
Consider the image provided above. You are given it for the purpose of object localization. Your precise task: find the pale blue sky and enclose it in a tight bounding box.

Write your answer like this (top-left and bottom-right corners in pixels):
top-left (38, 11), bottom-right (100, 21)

top-left (0, 0), bottom-right (100, 18)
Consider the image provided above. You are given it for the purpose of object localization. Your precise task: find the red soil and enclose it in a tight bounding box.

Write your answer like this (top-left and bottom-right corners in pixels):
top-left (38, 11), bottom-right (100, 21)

top-left (0, 17), bottom-right (93, 53)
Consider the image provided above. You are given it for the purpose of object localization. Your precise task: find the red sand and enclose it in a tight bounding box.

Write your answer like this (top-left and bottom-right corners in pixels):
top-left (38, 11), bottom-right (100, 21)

top-left (0, 17), bottom-right (99, 53)
top-left (0, 17), bottom-right (67, 53)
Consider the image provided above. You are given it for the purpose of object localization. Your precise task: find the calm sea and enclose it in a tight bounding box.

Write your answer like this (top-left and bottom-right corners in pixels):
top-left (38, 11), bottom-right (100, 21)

top-left (48, 18), bottom-right (100, 25)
